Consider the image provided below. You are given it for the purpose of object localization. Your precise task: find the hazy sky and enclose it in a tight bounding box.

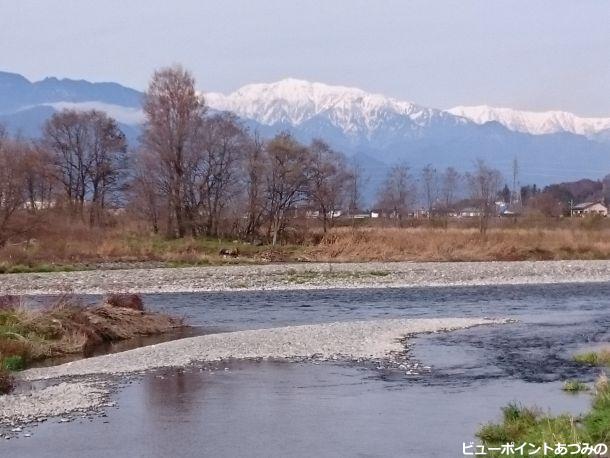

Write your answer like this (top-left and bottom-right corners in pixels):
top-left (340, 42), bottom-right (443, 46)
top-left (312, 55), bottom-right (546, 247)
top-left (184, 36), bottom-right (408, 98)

top-left (1, 0), bottom-right (608, 115)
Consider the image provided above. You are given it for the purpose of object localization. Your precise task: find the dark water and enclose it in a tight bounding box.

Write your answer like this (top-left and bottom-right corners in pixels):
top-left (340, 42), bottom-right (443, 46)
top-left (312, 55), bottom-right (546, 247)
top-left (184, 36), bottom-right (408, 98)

top-left (6, 282), bottom-right (610, 457)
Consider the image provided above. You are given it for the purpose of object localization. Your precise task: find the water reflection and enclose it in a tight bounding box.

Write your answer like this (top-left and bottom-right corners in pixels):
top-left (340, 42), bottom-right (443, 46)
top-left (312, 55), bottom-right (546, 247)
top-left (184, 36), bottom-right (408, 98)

top-left (5, 362), bottom-right (592, 458)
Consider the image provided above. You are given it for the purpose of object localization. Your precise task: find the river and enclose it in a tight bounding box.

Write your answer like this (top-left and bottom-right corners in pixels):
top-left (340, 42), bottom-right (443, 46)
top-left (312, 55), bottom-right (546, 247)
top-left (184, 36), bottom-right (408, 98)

top-left (7, 282), bottom-right (610, 457)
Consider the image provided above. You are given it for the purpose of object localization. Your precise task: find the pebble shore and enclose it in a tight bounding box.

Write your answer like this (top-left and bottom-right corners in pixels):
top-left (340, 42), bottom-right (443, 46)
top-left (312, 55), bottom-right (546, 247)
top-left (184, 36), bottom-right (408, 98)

top-left (1, 260), bottom-right (610, 295)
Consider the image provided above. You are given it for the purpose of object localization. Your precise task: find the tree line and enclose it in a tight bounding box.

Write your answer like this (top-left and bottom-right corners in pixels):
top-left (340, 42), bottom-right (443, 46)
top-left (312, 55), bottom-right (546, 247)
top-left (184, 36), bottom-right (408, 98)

top-left (0, 65), bottom-right (511, 246)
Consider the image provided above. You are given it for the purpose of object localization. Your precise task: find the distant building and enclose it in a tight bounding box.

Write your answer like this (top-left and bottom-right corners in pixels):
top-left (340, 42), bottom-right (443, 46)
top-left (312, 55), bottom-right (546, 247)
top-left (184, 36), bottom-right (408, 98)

top-left (572, 202), bottom-right (608, 216)
top-left (459, 207), bottom-right (482, 218)
top-left (22, 200), bottom-right (56, 210)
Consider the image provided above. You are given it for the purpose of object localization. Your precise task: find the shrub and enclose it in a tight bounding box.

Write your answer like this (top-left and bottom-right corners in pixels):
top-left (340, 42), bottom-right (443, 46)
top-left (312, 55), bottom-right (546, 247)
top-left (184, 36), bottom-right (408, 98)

top-left (2, 355), bottom-right (25, 371)
top-left (0, 369), bottom-right (14, 394)
top-left (105, 293), bottom-right (144, 311)
top-left (0, 338), bottom-right (30, 360)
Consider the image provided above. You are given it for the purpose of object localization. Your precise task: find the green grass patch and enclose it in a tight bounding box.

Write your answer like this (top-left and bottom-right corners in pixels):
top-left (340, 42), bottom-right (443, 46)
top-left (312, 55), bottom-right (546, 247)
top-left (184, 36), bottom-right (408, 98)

top-left (285, 269), bottom-right (320, 284)
top-left (0, 263), bottom-right (81, 275)
top-left (368, 270), bottom-right (390, 277)
top-left (562, 379), bottom-right (588, 393)
top-left (478, 380), bottom-right (610, 457)
top-left (574, 349), bottom-right (610, 366)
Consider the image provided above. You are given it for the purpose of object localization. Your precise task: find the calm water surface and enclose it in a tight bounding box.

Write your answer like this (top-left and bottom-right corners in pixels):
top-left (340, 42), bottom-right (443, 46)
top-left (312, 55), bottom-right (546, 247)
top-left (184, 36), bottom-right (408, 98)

top-left (7, 282), bottom-right (610, 457)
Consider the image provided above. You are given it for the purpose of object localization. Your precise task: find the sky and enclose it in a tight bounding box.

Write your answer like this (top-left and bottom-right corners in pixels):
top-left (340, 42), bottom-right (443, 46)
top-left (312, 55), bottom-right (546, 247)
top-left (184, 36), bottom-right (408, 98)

top-left (1, 0), bottom-right (609, 116)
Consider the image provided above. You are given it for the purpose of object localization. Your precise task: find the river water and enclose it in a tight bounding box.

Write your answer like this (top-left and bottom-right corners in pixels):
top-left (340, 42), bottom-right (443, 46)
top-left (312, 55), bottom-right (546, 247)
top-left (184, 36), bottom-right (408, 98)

top-left (7, 282), bottom-right (610, 457)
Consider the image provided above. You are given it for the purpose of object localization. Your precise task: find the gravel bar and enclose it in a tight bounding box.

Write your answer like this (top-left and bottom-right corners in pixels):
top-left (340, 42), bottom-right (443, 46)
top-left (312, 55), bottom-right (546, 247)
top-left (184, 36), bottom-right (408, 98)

top-left (1, 260), bottom-right (610, 295)
top-left (20, 317), bottom-right (501, 381)
top-left (0, 382), bottom-right (110, 427)
top-left (3, 318), bottom-right (503, 426)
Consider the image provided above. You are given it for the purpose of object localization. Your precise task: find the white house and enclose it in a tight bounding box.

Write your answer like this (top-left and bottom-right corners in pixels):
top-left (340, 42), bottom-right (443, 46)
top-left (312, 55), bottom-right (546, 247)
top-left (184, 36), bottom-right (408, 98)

top-left (572, 202), bottom-right (608, 216)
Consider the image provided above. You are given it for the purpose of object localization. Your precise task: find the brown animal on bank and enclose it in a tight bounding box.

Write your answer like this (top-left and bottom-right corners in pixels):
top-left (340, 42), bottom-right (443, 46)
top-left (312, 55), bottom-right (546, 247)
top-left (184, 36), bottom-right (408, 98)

top-left (219, 248), bottom-right (239, 257)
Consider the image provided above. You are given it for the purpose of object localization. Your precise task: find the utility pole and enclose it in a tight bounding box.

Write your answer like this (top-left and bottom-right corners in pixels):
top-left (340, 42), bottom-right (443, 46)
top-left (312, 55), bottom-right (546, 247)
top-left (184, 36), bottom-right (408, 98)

top-left (512, 157), bottom-right (519, 206)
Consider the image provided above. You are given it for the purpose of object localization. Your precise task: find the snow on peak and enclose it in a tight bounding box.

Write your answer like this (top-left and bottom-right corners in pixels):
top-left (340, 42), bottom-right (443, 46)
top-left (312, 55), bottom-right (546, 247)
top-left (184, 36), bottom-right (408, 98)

top-left (204, 78), bottom-right (443, 133)
top-left (447, 105), bottom-right (610, 137)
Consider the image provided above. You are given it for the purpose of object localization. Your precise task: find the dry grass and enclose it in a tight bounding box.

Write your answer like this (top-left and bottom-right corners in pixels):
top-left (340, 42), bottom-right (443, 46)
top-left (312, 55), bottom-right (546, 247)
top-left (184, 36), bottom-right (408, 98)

top-left (0, 222), bottom-right (305, 271)
top-left (574, 348), bottom-right (610, 366)
top-left (3, 217), bottom-right (610, 269)
top-left (105, 293), bottom-right (144, 311)
top-left (307, 227), bottom-right (610, 262)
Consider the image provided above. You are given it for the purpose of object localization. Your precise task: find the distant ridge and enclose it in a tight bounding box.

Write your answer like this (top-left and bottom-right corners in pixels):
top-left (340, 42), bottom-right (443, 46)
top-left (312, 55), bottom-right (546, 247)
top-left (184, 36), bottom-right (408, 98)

top-left (1, 71), bottom-right (610, 185)
top-left (448, 105), bottom-right (610, 138)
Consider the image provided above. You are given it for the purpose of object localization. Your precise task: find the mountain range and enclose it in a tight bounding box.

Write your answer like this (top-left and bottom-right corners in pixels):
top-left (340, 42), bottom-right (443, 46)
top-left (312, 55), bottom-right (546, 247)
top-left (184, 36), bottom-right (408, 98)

top-left (2, 70), bottom-right (610, 187)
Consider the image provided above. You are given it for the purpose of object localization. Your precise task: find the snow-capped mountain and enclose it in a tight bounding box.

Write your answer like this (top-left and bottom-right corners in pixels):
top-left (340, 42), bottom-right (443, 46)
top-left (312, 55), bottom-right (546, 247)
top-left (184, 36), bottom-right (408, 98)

top-left (202, 79), bottom-right (610, 185)
top-left (205, 78), bottom-right (464, 136)
top-left (447, 105), bottom-right (610, 138)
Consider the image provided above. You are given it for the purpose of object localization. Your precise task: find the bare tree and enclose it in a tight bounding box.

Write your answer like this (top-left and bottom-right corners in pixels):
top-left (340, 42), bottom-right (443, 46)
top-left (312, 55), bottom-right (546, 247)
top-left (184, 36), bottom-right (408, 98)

top-left (192, 113), bottom-right (248, 236)
top-left (87, 114), bottom-right (128, 225)
top-left (22, 144), bottom-right (56, 212)
top-left (347, 159), bottom-right (368, 229)
top-left (440, 166), bottom-right (461, 211)
top-left (0, 140), bottom-right (26, 246)
top-left (466, 159), bottom-right (503, 233)
top-left (307, 140), bottom-right (351, 232)
top-left (44, 110), bottom-right (89, 214)
top-left (603, 174), bottom-right (610, 205)
top-left (265, 132), bottom-right (312, 245)
top-left (141, 65), bottom-right (205, 237)
top-left (43, 109), bottom-right (127, 225)
top-left (131, 149), bottom-right (165, 233)
top-left (421, 164), bottom-right (438, 215)
top-left (243, 132), bottom-right (267, 239)
top-left (377, 163), bottom-right (415, 223)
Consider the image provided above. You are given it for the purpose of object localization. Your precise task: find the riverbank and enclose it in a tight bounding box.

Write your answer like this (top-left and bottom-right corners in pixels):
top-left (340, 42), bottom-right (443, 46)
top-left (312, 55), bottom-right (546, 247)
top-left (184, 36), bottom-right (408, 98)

top-left (2, 260), bottom-right (610, 295)
top-left (0, 295), bottom-right (182, 363)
